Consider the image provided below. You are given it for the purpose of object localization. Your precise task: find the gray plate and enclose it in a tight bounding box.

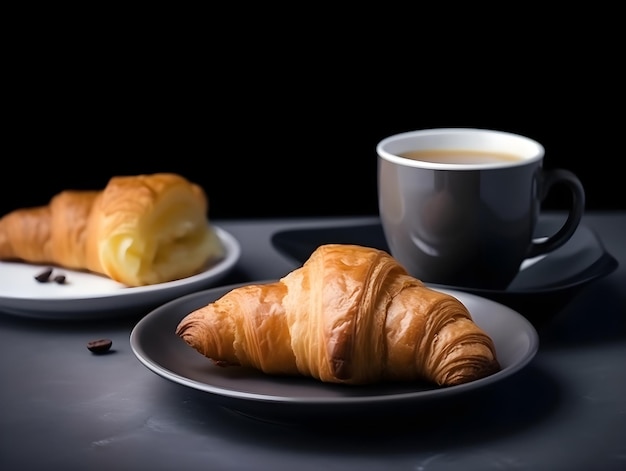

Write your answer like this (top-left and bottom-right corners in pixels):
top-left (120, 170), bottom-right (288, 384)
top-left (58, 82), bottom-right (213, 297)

top-left (130, 281), bottom-right (539, 424)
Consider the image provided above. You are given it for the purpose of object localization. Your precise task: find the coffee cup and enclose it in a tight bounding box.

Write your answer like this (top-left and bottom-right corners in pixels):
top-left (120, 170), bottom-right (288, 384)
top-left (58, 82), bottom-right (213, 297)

top-left (377, 128), bottom-right (585, 290)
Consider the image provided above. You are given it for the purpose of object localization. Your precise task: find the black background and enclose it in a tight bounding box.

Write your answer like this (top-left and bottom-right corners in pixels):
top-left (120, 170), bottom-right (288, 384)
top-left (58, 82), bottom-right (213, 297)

top-left (3, 19), bottom-right (624, 220)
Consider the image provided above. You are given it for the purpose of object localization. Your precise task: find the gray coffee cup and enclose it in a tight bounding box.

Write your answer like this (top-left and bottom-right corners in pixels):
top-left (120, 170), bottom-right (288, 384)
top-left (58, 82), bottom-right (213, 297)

top-left (377, 128), bottom-right (585, 290)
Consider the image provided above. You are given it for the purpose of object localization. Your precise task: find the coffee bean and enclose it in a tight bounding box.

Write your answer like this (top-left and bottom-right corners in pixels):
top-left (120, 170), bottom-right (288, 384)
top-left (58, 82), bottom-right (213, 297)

top-left (87, 338), bottom-right (113, 354)
top-left (35, 268), bottom-right (53, 283)
top-left (53, 274), bottom-right (66, 284)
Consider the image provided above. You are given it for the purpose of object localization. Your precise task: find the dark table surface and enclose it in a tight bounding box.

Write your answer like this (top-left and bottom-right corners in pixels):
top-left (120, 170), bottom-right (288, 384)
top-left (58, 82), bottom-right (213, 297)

top-left (1, 212), bottom-right (625, 471)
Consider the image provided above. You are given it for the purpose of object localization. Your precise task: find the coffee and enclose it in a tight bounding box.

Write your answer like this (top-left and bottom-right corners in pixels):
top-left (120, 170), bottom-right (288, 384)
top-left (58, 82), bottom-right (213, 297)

top-left (399, 149), bottom-right (523, 165)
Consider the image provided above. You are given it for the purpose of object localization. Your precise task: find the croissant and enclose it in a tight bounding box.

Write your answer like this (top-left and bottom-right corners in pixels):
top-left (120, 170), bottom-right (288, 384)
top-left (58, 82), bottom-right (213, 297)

top-left (176, 244), bottom-right (500, 387)
top-left (0, 173), bottom-right (225, 287)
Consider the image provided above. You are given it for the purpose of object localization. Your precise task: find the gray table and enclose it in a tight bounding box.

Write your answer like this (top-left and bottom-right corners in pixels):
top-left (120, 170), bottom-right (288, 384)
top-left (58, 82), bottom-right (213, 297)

top-left (1, 212), bottom-right (625, 471)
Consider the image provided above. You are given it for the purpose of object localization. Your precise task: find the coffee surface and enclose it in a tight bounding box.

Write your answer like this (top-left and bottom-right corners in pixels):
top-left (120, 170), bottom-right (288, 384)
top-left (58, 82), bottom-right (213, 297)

top-left (399, 149), bottom-right (523, 164)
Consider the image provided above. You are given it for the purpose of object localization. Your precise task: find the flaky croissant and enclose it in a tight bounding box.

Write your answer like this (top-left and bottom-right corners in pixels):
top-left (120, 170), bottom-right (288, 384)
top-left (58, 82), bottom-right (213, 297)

top-left (176, 244), bottom-right (500, 387)
top-left (0, 173), bottom-right (225, 287)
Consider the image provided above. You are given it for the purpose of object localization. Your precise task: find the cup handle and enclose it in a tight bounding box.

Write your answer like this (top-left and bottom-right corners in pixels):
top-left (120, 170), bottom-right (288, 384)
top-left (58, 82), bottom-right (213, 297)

top-left (527, 168), bottom-right (586, 258)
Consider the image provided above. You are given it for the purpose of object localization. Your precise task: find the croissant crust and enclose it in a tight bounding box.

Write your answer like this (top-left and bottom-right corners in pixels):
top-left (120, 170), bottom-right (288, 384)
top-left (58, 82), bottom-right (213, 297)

top-left (176, 244), bottom-right (500, 386)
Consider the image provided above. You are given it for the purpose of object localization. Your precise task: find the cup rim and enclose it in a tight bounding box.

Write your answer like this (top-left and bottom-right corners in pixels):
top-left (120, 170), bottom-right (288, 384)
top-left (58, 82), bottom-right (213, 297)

top-left (377, 128), bottom-right (545, 170)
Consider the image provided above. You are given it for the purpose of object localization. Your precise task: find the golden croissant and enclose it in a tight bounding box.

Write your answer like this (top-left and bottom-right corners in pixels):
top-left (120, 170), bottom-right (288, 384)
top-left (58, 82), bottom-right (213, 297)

top-left (176, 244), bottom-right (500, 387)
top-left (0, 173), bottom-right (225, 287)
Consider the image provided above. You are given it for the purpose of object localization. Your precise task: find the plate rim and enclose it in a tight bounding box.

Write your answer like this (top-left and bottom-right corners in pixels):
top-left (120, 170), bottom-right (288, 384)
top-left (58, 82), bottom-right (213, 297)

top-left (130, 280), bottom-right (539, 406)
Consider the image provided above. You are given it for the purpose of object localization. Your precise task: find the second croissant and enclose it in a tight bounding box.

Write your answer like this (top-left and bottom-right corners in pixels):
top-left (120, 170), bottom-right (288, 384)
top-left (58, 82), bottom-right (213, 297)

top-left (0, 173), bottom-right (224, 286)
top-left (176, 244), bottom-right (501, 387)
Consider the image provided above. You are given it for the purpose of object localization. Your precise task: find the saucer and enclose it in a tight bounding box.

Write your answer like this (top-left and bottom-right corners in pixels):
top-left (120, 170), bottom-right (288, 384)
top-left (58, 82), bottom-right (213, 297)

top-left (271, 216), bottom-right (618, 326)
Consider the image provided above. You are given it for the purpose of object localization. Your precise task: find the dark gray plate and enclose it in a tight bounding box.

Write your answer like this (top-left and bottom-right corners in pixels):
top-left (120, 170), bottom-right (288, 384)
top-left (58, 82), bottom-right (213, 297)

top-left (130, 282), bottom-right (538, 424)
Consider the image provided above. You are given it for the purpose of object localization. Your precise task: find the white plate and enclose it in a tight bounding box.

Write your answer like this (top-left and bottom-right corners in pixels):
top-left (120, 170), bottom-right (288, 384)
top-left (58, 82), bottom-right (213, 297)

top-left (130, 281), bottom-right (539, 424)
top-left (0, 226), bottom-right (241, 320)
